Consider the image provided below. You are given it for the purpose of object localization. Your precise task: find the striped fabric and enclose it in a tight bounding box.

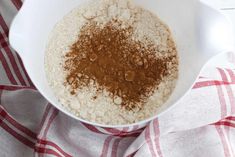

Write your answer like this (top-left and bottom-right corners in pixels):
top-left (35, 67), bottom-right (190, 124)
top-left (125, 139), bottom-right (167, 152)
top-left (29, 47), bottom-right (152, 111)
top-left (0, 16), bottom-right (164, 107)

top-left (1, 0), bottom-right (235, 157)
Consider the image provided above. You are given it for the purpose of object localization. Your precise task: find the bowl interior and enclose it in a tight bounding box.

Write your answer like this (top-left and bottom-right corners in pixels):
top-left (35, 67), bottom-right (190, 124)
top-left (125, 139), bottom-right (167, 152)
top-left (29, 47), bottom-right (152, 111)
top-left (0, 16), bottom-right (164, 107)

top-left (9, 0), bottom-right (234, 128)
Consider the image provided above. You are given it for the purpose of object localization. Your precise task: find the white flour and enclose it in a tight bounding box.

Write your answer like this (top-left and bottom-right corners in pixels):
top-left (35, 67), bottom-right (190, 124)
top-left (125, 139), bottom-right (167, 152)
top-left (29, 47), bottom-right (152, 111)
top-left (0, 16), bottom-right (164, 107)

top-left (45, 0), bottom-right (178, 125)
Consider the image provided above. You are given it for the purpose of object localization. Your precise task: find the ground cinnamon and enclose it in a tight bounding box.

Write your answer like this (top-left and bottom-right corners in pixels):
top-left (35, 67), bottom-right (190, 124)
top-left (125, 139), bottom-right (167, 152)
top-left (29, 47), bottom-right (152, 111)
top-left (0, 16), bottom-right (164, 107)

top-left (64, 19), bottom-right (172, 110)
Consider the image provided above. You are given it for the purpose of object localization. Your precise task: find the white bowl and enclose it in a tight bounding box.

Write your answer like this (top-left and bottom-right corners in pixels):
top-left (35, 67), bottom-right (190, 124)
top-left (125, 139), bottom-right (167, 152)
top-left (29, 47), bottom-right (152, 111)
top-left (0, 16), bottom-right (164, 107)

top-left (9, 0), bottom-right (234, 131)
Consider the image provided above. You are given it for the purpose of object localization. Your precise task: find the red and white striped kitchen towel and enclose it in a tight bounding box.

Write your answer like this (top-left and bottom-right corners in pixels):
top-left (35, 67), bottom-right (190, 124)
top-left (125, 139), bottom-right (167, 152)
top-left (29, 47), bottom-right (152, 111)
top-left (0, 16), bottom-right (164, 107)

top-left (1, 0), bottom-right (235, 157)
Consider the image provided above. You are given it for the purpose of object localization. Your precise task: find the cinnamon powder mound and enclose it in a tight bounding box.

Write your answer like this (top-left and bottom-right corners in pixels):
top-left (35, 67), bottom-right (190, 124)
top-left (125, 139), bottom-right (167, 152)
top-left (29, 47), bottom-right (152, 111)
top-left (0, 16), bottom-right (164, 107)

top-left (64, 20), bottom-right (173, 110)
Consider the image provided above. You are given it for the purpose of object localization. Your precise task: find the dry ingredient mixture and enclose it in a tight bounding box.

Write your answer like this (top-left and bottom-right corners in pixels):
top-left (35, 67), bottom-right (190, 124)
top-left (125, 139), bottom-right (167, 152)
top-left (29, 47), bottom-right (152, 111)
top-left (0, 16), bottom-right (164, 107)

top-left (45, 0), bottom-right (178, 125)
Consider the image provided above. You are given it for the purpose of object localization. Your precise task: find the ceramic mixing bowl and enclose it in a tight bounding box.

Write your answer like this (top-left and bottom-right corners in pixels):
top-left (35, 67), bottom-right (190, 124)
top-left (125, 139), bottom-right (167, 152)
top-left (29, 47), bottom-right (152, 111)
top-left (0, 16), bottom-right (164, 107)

top-left (9, 0), bottom-right (234, 132)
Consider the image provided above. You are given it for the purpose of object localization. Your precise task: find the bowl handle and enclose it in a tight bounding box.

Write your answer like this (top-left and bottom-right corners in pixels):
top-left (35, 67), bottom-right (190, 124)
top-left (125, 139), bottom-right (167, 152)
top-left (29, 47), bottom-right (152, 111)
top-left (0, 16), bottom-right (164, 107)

top-left (198, 1), bottom-right (235, 57)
